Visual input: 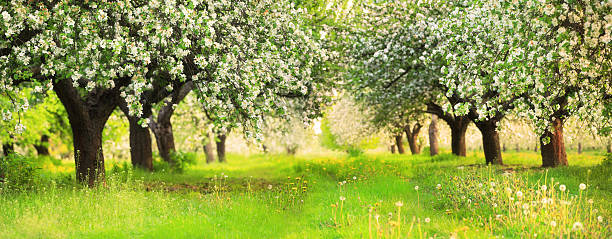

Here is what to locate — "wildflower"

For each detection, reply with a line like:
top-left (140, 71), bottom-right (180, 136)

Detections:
top-left (559, 185), bottom-right (566, 192)
top-left (339, 196), bottom-right (346, 201)
top-left (505, 187), bottom-right (512, 194)
top-left (478, 183), bottom-right (483, 187)
top-left (588, 199), bottom-right (593, 204)
top-left (353, 176), bottom-right (356, 180)
top-left (424, 217), bottom-right (430, 223)
top-left (522, 203), bottom-right (529, 210)
top-left (496, 215), bottom-right (502, 219)
top-left (492, 203), bottom-right (498, 208)
top-left (597, 216), bottom-right (603, 222)
top-left (550, 221), bottom-right (557, 227)
top-left (342, 181), bottom-right (347, 184)
top-left (414, 186), bottom-right (419, 191)
top-left (436, 184), bottom-right (442, 190)
top-left (572, 222), bottom-right (583, 231)
top-left (267, 185), bottom-right (273, 190)
top-left (516, 191), bottom-right (523, 198)
top-left (579, 183), bottom-right (586, 190)
top-left (395, 201), bottom-right (403, 207)
top-left (490, 182), bottom-right (496, 187)
top-left (541, 185), bottom-right (547, 191)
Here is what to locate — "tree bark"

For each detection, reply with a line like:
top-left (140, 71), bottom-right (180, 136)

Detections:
top-left (404, 123), bottom-right (422, 155)
top-left (428, 115), bottom-right (439, 156)
top-left (2, 142), bottom-right (14, 157)
top-left (127, 120), bottom-right (153, 170)
top-left (149, 82), bottom-right (194, 164)
top-left (540, 118), bottom-right (568, 167)
top-left (390, 144), bottom-right (396, 154)
top-left (577, 143), bottom-right (582, 154)
top-left (474, 120), bottom-right (503, 165)
top-left (34, 135), bottom-right (50, 156)
top-left (204, 132), bottom-right (216, 164)
top-left (502, 143), bottom-right (507, 152)
top-left (217, 134), bottom-right (227, 163)
top-left (394, 135), bottom-right (405, 154)
top-left (515, 144), bottom-right (520, 152)
top-left (607, 143), bottom-right (611, 153)
top-left (534, 142), bottom-right (538, 152)
top-left (449, 119), bottom-right (469, 156)
top-left (427, 102), bottom-right (469, 156)
top-left (54, 79), bottom-right (122, 186)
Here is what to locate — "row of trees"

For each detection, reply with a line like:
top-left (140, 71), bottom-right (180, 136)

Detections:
top-left (0, 0), bottom-right (334, 186)
top-left (346, 0), bottom-right (611, 166)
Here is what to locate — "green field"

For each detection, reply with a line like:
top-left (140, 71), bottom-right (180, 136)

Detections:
top-left (1, 151), bottom-right (610, 239)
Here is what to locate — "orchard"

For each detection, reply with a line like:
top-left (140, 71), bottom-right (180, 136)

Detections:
top-left (0, 0), bottom-right (610, 238)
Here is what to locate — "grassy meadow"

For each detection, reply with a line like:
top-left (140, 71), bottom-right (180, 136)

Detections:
top-left (1, 151), bottom-right (610, 238)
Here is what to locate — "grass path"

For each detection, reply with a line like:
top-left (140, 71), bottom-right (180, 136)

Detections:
top-left (1, 152), bottom-right (610, 238)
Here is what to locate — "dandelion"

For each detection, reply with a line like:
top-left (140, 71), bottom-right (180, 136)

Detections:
top-left (339, 196), bottom-right (346, 201)
top-left (495, 215), bottom-right (502, 219)
top-left (516, 191), bottom-right (523, 198)
top-left (550, 221), bottom-right (557, 227)
top-left (490, 182), bottom-right (496, 187)
top-left (414, 186), bottom-right (419, 191)
top-left (541, 185), bottom-right (547, 191)
top-left (267, 184), bottom-right (273, 190)
top-left (424, 217), bottom-right (430, 223)
top-left (436, 184), bottom-right (442, 190)
top-left (353, 176), bottom-right (357, 180)
top-left (571, 222), bottom-right (583, 231)
top-left (597, 216), bottom-right (603, 222)
top-left (559, 184), bottom-right (566, 192)
top-left (579, 183), bottom-right (586, 190)
top-left (343, 181), bottom-right (347, 184)
top-left (395, 201), bottom-right (403, 207)
top-left (492, 203), bottom-right (498, 208)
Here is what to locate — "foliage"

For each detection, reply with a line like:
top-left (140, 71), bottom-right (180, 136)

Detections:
top-left (0, 154), bottom-right (40, 191)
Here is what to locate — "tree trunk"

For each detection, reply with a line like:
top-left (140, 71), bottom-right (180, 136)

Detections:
top-left (540, 118), bottom-right (568, 167)
top-left (534, 142), bottom-right (538, 152)
top-left (607, 143), bottom-right (611, 153)
top-left (394, 135), bottom-right (405, 154)
top-left (474, 120), bottom-right (503, 165)
top-left (390, 144), bottom-right (396, 154)
top-left (54, 79), bottom-right (121, 186)
top-left (127, 120), bottom-right (153, 170)
top-left (217, 134), bottom-right (227, 163)
top-left (577, 143), bottom-right (582, 154)
top-left (152, 113), bottom-right (176, 164)
top-left (204, 132), bottom-right (216, 164)
top-left (2, 142), bottom-right (14, 156)
top-left (515, 144), bottom-right (520, 152)
top-left (428, 115), bottom-right (439, 156)
top-left (404, 123), bottom-right (422, 155)
top-left (34, 135), bottom-right (50, 156)
top-left (149, 82), bottom-right (193, 164)
top-left (449, 118), bottom-right (469, 156)
top-left (502, 143), bottom-right (507, 152)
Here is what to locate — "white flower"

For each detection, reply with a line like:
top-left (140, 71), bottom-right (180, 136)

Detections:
top-left (579, 183), bottom-right (586, 190)
top-left (353, 176), bottom-right (357, 180)
top-left (490, 182), bottom-right (496, 187)
top-left (597, 216), bottom-right (603, 222)
top-left (516, 191), bottom-right (523, 198)
top-left (267, 184), bottom-right (273, 190)
top-left (559, 185), bottom-right (566, 192)
top-left (540, 185), bottom-right (547, 191)
top-left (550, 221), bottom-right (557, 227)
top-left (14, 123), bottom-right (25, 134)
top-left (395, 201), bottom-right (403, 207)
top-left (436, 184), bottom-right (442, 190)
top-left (424, 217), bottom-right (430, 223)
top-left (572, 222), bottom-right (583, 231)
top-left (414, 186), bottom-right (419, 191)
top-left (339, 196), bottom-right (346, 201)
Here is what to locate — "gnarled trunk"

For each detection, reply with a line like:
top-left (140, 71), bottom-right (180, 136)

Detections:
top-left (34, 135), bottom-right (50, 156)
top-left (474, 120), bottom-right (503, 165)
top-left (217, 134), bottom-right (227, 162)
top-left (404, 123), bottom-right (422, 155)
top-left (428, 115), bottom-right (439, 156)
top-left (541, 118), bottom-right (568, 167)
top-left (394, 135), bottom-right (405, 154)
top-left (54, 79), bottom-right (121, 186)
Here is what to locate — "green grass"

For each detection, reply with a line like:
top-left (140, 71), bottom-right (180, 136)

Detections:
top-left (1, 151), bottom-right (610, 238)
